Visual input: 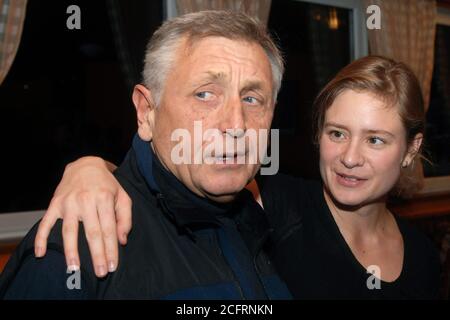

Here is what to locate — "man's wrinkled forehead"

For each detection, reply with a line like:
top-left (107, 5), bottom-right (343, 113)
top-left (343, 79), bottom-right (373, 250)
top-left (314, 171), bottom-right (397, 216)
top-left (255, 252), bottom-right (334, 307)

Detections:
top-left (196, 71), bottom-right (272, 103)
top-left (175, 36), bottom-right (274, 93)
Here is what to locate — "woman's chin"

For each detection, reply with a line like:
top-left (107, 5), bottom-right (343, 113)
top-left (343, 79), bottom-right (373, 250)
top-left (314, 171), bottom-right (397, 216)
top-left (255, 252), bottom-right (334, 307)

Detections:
top-left (327, 187), bottom-right (369, 209)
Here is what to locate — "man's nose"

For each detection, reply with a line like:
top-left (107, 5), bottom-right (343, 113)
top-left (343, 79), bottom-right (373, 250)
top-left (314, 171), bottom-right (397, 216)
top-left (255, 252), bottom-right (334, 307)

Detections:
top-left (218, 96), bottom-right (246, 137)
top-left (340, 140), bottom-right (365, 168)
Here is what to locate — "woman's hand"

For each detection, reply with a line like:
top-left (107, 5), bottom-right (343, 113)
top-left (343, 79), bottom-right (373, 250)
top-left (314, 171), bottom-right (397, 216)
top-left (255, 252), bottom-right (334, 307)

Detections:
top-left (34, 156), bottom-right (132, 277)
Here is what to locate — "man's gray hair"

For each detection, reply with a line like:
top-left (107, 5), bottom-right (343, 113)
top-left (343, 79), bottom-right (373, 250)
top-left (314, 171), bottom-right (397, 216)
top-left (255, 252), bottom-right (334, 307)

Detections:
top-left (142, 10), bottom-right (284, 106)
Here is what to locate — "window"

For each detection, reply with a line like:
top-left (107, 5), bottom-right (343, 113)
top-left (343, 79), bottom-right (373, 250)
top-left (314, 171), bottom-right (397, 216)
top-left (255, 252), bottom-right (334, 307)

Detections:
top-left (267, 0), bottom-right (366, 178)
top-left (424, 21), bottom-right (450, 177)
top-left (421, 6), bottom-right (450, 195)
top-left (0, 0), bottom-right (163, 214)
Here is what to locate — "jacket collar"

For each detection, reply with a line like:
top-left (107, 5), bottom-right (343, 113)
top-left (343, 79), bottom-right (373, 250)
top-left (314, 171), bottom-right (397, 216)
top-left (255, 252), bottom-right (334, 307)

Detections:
top-left (129, 134), bottom-right (274, 252)
top-left (132, 134), bottom-right (232, 231)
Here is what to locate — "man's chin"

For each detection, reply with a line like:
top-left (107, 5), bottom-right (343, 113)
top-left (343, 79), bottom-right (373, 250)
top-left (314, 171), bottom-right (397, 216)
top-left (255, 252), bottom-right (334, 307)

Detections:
top-left (201, 181), bottom-right (248, 203)
top-left (206, 193), bottom-right (239, 203)
top-left (192, 166), bottom-right (257, 203)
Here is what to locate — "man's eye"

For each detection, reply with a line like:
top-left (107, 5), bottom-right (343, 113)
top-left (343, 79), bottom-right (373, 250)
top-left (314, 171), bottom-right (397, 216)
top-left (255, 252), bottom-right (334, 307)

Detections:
top-left (243, 96), bottom-right (259, 104)
top-left (368, 137), bottom-right (385, 145)
top-left (195, 91), bottom-right (214, 100)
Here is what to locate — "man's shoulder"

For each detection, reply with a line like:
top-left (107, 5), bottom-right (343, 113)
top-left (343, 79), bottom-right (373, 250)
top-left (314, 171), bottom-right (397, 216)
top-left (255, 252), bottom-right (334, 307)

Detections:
top-left (2, 248), bottom-right (93, 299)
top-left (0, 219), bottom-right (98, 299)
top-left (113, 149), bottom-right (159, 211)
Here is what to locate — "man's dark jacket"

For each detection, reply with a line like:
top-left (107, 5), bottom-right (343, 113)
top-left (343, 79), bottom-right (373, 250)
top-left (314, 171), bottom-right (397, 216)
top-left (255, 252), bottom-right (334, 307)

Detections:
top-left (0, 135), bottom-right (292, 299)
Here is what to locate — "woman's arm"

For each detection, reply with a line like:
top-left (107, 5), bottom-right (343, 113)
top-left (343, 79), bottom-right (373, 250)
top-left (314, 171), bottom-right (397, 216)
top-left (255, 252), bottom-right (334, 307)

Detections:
top-left (34, 156), bottom-right (132, 277)
top-left (34, 157), bottom-right (263, 278)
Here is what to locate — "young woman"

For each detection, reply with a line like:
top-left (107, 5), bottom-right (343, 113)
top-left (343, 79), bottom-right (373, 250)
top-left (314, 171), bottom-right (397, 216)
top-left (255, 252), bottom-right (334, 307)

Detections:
top-left (31, 56), bottom-right (441, 299)
top-left (256, 56), bottom-right (440, 299)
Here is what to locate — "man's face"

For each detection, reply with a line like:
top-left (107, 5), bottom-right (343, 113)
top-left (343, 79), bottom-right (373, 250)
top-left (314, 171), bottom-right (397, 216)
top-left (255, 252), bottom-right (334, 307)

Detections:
top-left (145, 36), bottom-right (275, 202)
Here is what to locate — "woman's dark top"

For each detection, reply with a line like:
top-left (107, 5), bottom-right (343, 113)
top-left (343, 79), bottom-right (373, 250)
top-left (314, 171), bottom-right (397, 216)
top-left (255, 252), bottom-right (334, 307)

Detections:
top-left (258, 174), bottom-right (441, 299)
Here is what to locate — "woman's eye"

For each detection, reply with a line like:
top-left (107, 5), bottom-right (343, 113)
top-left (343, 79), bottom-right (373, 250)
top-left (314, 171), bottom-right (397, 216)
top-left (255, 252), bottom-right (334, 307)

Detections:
top-left (195, 91), bottom-right (214, 100)
top-left (329, 130), bottom-right (345, 140)
top-left (368, 137), bottom-right (385, 145)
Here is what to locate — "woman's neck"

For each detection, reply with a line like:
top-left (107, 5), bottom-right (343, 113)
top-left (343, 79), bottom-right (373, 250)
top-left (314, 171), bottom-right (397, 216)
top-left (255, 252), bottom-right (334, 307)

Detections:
top-left (322, 187), bottom-right (392, 239)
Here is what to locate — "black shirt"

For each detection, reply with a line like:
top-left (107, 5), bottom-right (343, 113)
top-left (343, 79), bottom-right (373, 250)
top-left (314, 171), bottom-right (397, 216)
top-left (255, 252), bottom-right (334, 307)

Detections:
top-left (258, 174), bottom-right (441, 300)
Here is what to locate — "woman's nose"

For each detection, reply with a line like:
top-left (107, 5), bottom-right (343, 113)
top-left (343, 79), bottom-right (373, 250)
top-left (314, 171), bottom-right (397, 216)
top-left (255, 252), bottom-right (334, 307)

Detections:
top-left (340, 140), bottom-right (365, 168)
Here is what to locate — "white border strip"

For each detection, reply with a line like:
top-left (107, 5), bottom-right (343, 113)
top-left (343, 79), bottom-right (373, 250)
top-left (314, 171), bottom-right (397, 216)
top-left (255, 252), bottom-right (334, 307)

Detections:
top-left (0, 210), bottom-right (44, 242)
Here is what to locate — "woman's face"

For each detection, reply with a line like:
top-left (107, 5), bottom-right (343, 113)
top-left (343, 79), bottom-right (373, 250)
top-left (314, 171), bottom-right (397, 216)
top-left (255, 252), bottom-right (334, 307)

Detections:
top-left (319, 89), bottom-right (416, 207)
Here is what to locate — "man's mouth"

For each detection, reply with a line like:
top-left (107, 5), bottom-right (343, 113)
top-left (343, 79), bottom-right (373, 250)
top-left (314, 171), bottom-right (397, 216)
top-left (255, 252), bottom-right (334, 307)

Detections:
top-left (216, 153), bottom-right (246, 163)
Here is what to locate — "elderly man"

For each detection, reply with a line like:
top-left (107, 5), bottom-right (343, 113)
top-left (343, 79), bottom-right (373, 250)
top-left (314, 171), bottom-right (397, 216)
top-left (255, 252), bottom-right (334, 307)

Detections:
top-left (0, 10), bottom-right (291, 299)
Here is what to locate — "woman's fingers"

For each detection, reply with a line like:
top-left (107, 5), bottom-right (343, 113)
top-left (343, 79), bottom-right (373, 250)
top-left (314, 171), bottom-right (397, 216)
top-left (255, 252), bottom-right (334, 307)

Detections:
top-left (34, 198), bottom-right (61, 257)
top-left (62, 209), bottom-right (80, 271)
top-left (115, 190), bottom-right (132, 245)
top-left (81, 197), bottom-right (108, 278)
top-left (96, 191), bottom-right (119, 272)
top-left (34, 156), bottom-right (130, 278)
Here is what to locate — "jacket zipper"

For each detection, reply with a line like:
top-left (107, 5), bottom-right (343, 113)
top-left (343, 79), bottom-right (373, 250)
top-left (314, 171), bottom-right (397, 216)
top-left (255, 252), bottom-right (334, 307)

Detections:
top-left (253, 231), bottom-right (271, 300)
top-left (214, 229), bottom-right (246, 300)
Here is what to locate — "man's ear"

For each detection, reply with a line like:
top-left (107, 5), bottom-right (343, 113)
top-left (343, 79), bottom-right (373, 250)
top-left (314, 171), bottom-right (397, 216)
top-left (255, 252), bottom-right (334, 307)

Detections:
top-left (402, 133), bottom-right (423, 167)
top-left (132, 84), bottom-right (156, 142)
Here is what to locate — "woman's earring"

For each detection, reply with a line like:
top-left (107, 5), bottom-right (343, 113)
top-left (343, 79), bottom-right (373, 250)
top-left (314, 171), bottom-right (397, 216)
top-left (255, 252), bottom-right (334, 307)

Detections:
top-left (402, 161), bottom-right (409, 168)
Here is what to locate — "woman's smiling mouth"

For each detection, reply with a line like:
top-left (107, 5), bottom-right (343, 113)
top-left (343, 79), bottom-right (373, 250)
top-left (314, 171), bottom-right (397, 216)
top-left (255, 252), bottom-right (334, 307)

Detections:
top-left (335, 171), bottom-right (368, 187)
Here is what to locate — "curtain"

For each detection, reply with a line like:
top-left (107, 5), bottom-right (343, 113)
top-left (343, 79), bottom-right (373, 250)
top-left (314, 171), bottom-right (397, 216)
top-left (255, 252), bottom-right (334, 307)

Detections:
top-left (365, 0), bottom-right (436, 109)
top-left (176, 0), bottom-right (272, 26)
top-left (0, 0), bottom-right (27, 85)
top-left (364, 0), bottom-right (437, 196)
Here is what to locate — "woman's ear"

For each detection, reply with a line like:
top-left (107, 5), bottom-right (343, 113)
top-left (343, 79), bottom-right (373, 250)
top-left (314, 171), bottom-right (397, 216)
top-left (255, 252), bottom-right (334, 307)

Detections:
top-left (402, 133), bottom-right (423, 168)
top-left (132, 84), bottom-right (156, 142)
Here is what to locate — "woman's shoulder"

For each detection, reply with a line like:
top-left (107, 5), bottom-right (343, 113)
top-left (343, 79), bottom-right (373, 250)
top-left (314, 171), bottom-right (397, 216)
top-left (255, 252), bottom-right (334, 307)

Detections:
top-left (396, 217), bottom-right (441, 298)
top-left (397, 218), bottom-right (439, 259)
top-left (256, 173), bottom-right (323, 234)
top-left (256, 173), bottom-right (322, 200)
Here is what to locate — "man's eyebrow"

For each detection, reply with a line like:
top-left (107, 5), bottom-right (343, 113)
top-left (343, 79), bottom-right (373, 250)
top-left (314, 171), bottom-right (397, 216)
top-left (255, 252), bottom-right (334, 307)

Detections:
top-left (324, 122), bottom-right (395, 137)
top-left (190, 71), bottom-right (227, 88)
top-left (202, 71), bottom-right (228, 82)
top-left (240, 80), bottom-right (265, 94)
